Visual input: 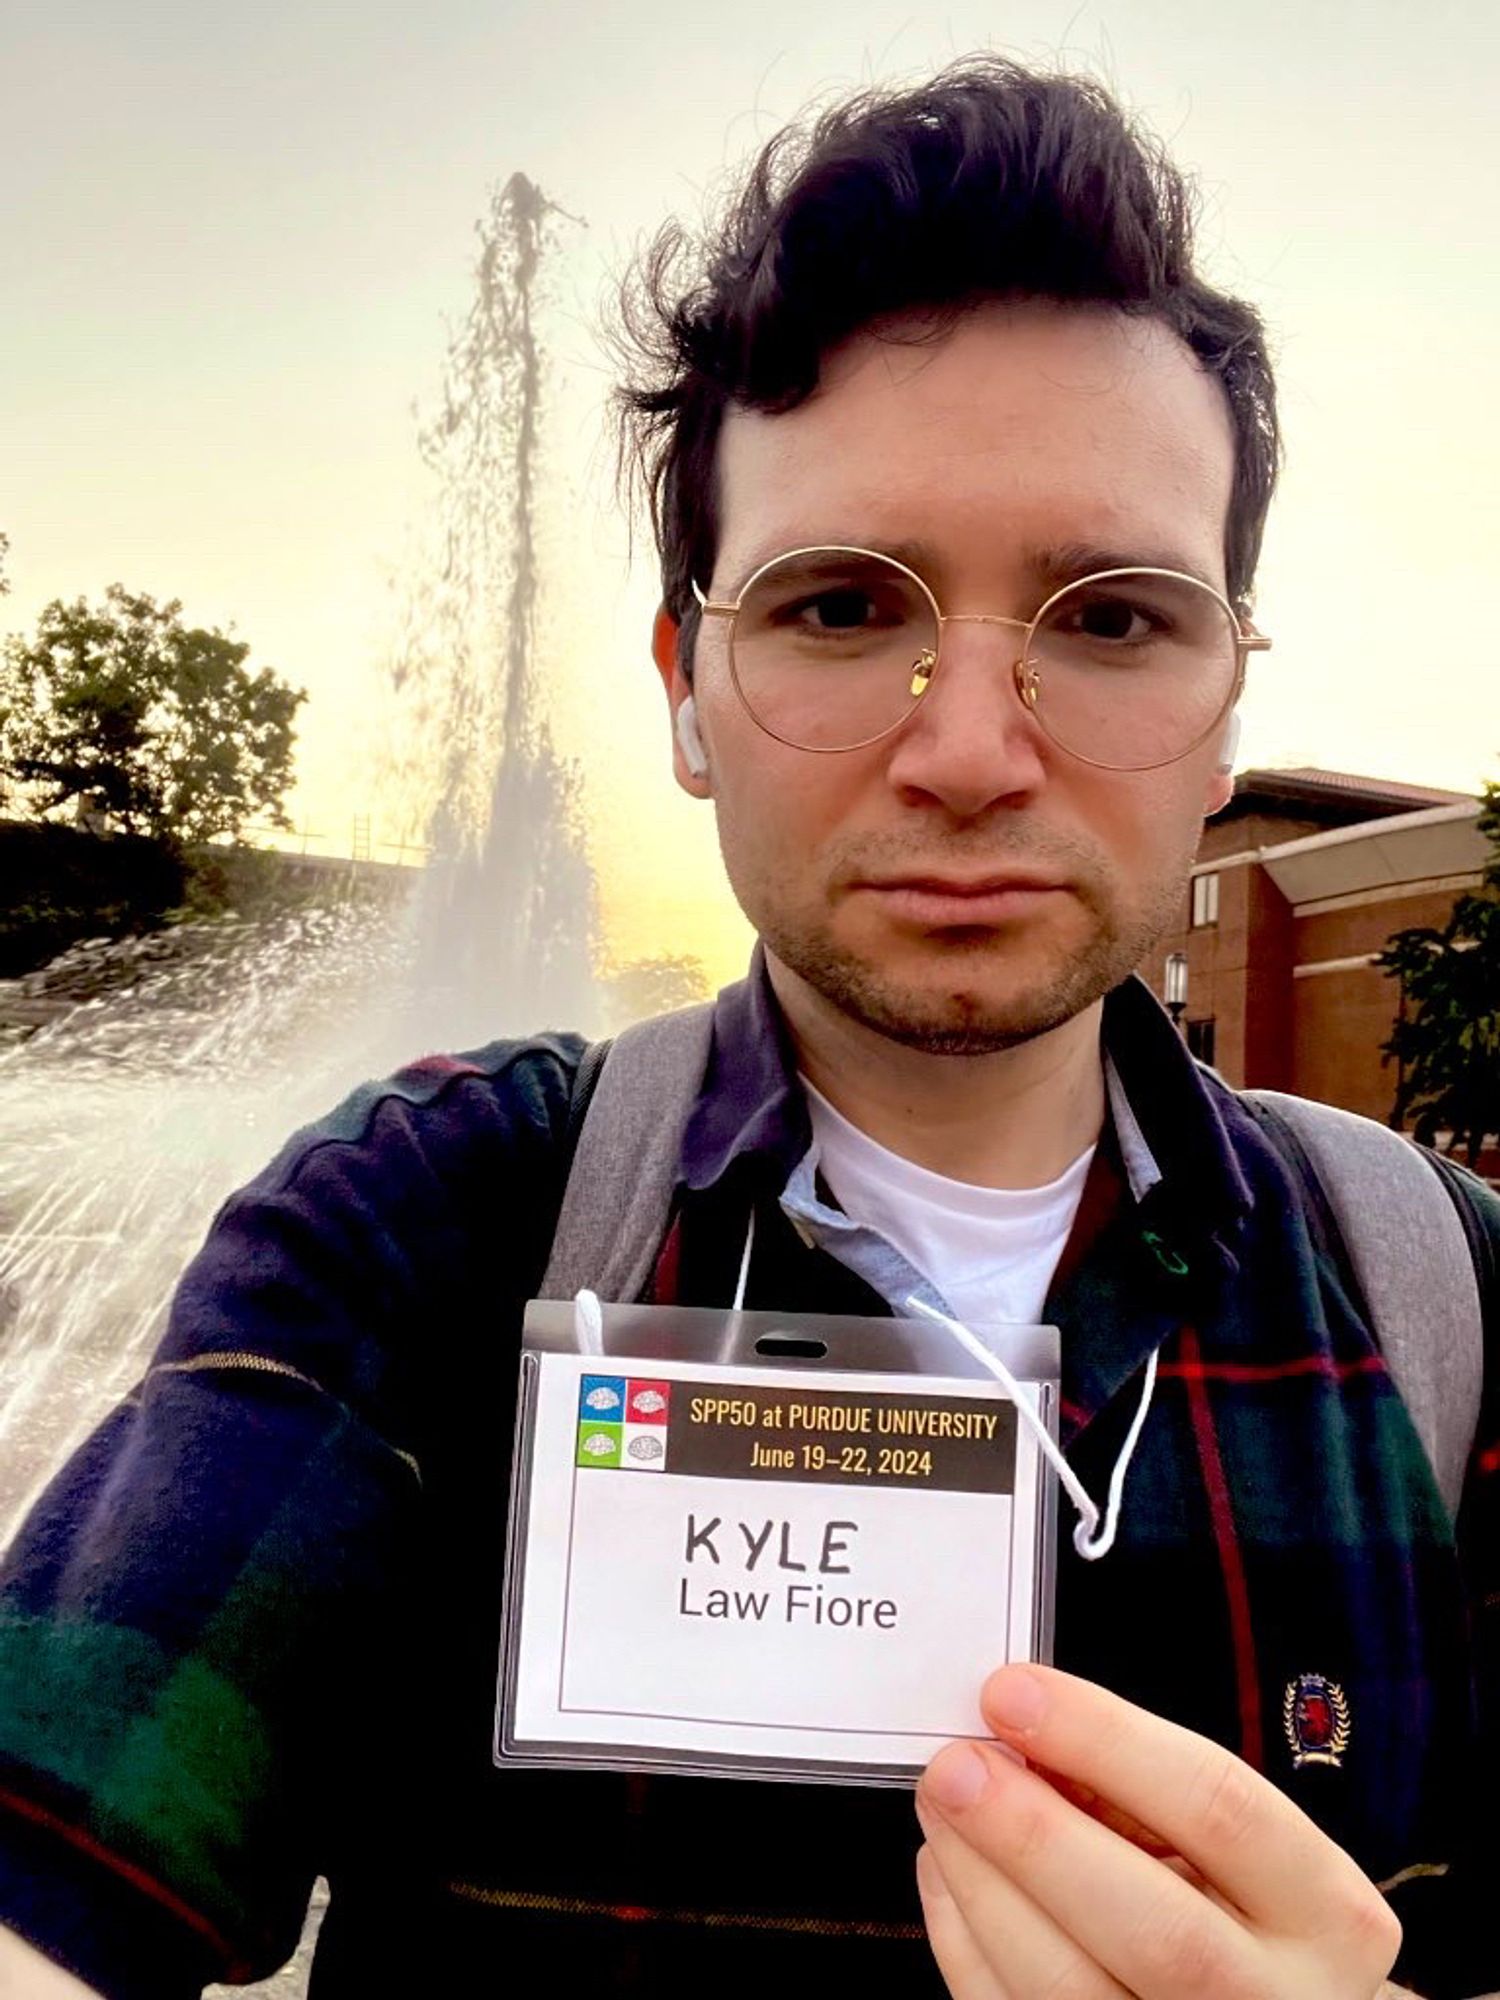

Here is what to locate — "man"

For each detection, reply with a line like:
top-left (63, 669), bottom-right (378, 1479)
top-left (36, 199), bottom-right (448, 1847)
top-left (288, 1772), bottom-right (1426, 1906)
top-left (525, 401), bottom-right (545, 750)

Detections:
top-left (1, 59), bottom-right (1496, 2000)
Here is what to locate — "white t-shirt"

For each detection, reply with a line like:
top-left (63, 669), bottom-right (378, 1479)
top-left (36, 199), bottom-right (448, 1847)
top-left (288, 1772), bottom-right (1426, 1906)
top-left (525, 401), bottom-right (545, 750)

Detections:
top-left (802, 1077), bottom-right (1095, 1328)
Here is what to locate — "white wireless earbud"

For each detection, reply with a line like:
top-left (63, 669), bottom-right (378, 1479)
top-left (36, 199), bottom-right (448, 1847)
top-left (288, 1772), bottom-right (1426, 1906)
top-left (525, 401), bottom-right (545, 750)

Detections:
top-left (1217, 711), bottom-right (1242, 774)
top-left (676, 695), bottom-right (709, 778)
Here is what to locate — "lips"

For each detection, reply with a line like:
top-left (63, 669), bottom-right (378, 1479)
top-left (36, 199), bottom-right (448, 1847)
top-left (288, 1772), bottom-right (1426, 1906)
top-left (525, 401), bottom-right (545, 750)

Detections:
top-left (867, 873), bottom-right (1065, 896)
top-left (857, 873), bottom-right (1068, 926)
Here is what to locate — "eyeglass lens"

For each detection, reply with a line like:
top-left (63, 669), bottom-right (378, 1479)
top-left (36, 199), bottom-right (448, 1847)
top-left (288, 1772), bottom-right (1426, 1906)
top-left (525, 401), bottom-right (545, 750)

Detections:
top-left (728, 550), bottom-right (1240, 767)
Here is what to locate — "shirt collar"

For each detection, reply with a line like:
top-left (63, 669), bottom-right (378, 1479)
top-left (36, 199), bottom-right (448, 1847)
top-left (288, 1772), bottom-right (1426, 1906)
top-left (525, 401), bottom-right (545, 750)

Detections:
top-left (679, 946), bottom-right (1252, 1244)
top-left (679, 944), bottom-right (812, 1194)
top-left (1099, 973), bottom-right (1254, 1241)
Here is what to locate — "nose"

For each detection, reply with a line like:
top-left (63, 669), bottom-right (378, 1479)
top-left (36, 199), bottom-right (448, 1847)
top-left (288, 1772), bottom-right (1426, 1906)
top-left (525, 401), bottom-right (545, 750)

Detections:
top-left (883, 616), bottom-right (1050, 816)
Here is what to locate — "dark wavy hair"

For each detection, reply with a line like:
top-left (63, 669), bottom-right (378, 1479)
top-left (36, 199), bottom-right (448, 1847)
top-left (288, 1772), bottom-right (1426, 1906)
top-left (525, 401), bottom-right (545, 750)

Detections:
top-left (616, 60), bottom-right (1279, 666)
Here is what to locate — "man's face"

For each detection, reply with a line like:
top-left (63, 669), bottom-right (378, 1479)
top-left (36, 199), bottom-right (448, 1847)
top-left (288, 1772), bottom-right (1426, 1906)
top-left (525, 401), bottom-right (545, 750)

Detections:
top-left (657, 302), bottom-right (1238, 1053)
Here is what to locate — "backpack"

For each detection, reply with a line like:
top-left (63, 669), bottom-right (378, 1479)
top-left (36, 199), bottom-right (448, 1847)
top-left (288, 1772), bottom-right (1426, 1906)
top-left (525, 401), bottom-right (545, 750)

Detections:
top-left (539, 1005), bottom-right (1490, 1519)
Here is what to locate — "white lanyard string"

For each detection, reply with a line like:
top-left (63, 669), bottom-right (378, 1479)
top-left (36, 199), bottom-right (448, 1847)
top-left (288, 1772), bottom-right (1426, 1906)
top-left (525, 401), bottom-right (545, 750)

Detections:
top-left (571, 1210), bottom-right (757, 1356)
top-left (574, 1286), bottom-right (605, 1354)
top-left (906, 1295), bottom-right (1158, 1562)
top-left (732, 1207), bottom-right (757, 1311)
top-left (573, 1207), bottom-right (1158, 1563)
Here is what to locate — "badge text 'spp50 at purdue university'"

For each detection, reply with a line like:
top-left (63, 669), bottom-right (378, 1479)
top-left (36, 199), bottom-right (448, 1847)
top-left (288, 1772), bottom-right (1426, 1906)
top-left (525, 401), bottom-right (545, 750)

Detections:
top-left (496, 1308), bottom-right (1057, 1786)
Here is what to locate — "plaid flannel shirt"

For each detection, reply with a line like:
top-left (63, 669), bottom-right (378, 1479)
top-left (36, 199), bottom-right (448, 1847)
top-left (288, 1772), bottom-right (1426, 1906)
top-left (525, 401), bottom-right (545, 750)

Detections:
top-left (1, 961), bottom-right (1497, 1997)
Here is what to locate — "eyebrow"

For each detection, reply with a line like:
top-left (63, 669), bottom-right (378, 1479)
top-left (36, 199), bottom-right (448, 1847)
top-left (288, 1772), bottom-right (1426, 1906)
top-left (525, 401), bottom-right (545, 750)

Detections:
top-left (1030, 540), bottom-right (1219, 592)
top-left (726, 535), bottom-right (1219, 597)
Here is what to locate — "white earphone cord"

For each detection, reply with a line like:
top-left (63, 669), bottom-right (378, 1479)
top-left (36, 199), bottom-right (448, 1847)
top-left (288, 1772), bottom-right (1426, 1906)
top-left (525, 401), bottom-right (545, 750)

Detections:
top-left (906, 1296), bottom-right (1158, 1562)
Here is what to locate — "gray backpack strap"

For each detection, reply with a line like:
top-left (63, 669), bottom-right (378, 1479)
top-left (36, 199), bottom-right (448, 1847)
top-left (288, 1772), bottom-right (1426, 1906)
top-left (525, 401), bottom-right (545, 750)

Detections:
top-left (538, 1003), bottom-right (715, 1303)
top-left (1242, 1090), bottom-right (1483, 1516)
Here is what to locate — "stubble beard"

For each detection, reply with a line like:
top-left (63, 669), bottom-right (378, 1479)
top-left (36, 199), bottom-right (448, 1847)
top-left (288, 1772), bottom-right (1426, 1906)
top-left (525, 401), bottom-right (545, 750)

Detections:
top-left (744, 844), bottom-right (1193, 1057)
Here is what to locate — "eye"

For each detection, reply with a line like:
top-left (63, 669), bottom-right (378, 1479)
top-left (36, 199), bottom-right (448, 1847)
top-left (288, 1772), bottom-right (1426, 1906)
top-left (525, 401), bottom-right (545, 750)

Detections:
top-left (1061, 593), bottom-right (1160, 643)
top-left (800, 587), bottom-right (878, 631)
top-left (736, 553), bottom-right (934, 661)
top-left (780, 584), bottom-right (911, 634)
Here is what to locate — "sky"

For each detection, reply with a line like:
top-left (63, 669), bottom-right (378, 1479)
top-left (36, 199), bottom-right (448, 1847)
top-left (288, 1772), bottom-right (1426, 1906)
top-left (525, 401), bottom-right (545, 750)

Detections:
top-left (4, 0), bottom-right (1498, 990)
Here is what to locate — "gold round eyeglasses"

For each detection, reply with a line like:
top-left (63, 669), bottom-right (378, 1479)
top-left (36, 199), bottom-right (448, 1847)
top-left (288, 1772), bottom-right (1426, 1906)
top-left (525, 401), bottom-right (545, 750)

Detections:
top-left (692, 545), bottom-right (1270, 772)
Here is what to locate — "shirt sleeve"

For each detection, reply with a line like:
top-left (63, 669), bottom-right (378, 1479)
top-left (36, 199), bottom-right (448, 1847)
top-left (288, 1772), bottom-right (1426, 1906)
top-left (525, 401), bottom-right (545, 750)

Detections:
top-left (0, 1040), bottom-right (576, 1995)
top-left (1411, 1167), bottom-right (1500, 1999)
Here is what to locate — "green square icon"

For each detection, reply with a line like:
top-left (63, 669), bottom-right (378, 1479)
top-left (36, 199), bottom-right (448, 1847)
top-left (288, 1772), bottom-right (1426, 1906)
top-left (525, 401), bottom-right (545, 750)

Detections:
top-left (576, 1421), bottom-right (622, 1469)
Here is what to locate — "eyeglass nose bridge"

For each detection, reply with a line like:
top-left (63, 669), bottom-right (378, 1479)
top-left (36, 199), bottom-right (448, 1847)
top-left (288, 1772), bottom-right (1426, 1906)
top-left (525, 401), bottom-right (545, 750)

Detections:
top-left (909, 610), bottom-right (1042, 710)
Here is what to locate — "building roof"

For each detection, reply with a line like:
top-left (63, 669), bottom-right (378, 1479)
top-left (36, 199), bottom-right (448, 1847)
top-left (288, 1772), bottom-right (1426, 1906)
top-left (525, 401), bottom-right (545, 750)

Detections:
top-left (1247, 767), bottom-right (1471, 808)
top-left (1218, 767), bottom-right (1473, 834)
top-left (1199, 800), bottom-right (1488, 908)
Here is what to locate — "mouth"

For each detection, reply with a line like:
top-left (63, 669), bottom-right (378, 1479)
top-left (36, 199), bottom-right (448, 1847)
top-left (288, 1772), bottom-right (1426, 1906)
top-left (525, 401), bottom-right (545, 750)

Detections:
top-left (855, 874), bottom-right (1070, 927)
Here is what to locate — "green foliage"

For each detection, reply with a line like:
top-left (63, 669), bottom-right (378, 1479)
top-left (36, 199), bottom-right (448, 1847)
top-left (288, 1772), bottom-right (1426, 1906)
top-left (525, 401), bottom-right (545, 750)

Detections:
top-left (0, 821), bottom-right (185, 977)
top-left (0, 586), bottom-right (305, 849)
top-left (1378, 782), bottom-right (1500, 1165)
top-left (601, 954), bottom-right (710, 1030)
top-left (172, 844), bottom-right (349, 923)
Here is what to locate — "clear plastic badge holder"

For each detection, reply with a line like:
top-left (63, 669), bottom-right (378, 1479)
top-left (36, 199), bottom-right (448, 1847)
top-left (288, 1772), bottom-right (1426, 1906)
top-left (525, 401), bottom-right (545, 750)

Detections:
top-left (495, 1300), bottom-right (1061, 1788)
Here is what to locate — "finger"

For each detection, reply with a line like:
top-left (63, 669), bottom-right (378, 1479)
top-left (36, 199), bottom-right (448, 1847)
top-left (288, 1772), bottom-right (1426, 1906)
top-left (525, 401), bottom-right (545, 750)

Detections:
top-left (1046, 1770), bottom-right (1177, 1857)
top-left (976, 1664), bottom-right (1375, 1935)
top-left (916, 1842), bottom-right (1011, 2000)
top-left (918, 1808), bottom-right (1130, 2000)
top-left (920, 1738), bottom-right (1257, 1999)
top-left (1044, 1774), bottom-right (1226, 1903)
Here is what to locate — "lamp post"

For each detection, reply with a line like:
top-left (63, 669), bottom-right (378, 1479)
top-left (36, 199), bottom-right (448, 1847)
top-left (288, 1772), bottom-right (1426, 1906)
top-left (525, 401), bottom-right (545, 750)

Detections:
top-left (1164, 951), bottom-right (1189, 1034)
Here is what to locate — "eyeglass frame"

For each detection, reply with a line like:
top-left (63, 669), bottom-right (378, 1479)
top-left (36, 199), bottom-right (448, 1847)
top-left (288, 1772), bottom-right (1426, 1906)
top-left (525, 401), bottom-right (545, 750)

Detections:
top-left (690, 544), bottom-right (1271, 770)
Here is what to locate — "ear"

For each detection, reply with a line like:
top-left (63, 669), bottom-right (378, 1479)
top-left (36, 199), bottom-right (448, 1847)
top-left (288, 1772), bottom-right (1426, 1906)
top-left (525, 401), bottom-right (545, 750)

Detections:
top-left (653, 604), bottom-right (712, 799)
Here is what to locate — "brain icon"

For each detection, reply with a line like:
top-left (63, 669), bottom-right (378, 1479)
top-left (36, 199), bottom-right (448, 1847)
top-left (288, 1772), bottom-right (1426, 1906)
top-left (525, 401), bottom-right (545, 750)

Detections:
top-left (582, 1433), bottom-right (615, 1456)
top-left (632, 1390), bottom-right (666, 1415)
top-left (628, 1436), bottom-right (664, 1462)
top-left (584, 1387), bottom-right (620, 1412)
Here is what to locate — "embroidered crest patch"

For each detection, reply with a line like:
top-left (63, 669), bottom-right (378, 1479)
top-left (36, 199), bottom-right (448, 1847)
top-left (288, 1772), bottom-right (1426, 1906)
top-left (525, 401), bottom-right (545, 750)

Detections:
top-left (1282, 1673), bottom-right (1351, 1769)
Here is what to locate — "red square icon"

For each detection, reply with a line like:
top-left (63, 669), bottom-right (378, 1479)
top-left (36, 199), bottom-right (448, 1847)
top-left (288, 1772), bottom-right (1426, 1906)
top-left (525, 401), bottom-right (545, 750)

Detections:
top-left (625, 1379), bottom-right (670, 1424)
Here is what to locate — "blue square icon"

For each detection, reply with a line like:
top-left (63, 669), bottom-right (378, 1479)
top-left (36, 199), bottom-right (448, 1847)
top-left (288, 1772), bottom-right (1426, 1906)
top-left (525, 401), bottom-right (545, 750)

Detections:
top-left (578, 1374), bottom-right (626, 1421)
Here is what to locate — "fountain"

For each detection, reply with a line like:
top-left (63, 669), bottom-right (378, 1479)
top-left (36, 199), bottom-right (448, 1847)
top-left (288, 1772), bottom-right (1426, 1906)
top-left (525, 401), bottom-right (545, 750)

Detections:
top-left (386, 173), bottom-right (600, 1056)
top-left (0, 172), bottom-right (602, 1552)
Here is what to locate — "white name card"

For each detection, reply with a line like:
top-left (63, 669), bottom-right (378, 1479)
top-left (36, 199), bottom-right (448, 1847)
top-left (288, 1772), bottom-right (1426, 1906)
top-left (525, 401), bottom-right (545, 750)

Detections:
top-left (497, 1348), bottom-right (1054, 1783)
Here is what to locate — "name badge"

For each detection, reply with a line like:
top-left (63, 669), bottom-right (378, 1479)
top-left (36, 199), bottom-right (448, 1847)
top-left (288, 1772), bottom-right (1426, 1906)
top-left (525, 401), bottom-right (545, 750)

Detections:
top-left (496, 1303), bottom-right (1058, 1785)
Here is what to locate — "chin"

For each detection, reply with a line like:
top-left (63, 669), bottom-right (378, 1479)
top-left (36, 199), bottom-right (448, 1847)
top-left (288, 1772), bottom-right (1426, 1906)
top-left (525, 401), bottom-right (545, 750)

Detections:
top-left (772, 925), bottom-right (1124, 1054)
top-left (845, 984), bottom-right (1092, 1055)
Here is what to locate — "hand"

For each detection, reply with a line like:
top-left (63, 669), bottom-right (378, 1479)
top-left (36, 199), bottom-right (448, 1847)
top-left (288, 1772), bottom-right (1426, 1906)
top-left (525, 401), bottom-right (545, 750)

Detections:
top-left (0, 1924), bottom-right (105, 1997)
top-left (915, 1664), bottom-right (1402, 1998)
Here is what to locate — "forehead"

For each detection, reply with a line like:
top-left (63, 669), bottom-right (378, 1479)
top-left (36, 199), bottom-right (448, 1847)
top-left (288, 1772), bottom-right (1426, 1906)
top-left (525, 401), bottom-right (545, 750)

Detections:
top-left (715, 302), bottom-right (1236, 591)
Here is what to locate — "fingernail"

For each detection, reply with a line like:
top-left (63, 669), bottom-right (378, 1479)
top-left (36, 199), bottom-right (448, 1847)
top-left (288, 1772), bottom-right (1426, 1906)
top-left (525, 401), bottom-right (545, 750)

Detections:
top-left (984, 1666), bottom-right (1048, 1736)
top-left (923, 1742), bottom-right (990, 1812)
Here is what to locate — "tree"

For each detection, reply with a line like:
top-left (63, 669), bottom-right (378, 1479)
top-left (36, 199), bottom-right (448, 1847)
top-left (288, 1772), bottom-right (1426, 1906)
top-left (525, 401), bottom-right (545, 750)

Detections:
top-left (601, 954), bottom-right (710, 1030)
top-left (0, 586), bottom-right (305, 848)
top-left (1378, 781), bottom-right (1500, 1166)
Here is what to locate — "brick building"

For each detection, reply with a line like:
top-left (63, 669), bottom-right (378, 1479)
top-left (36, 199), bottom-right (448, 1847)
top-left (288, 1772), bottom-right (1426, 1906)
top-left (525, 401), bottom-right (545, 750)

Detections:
top-left (1149, 769), bottom-right (1487, 1125)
